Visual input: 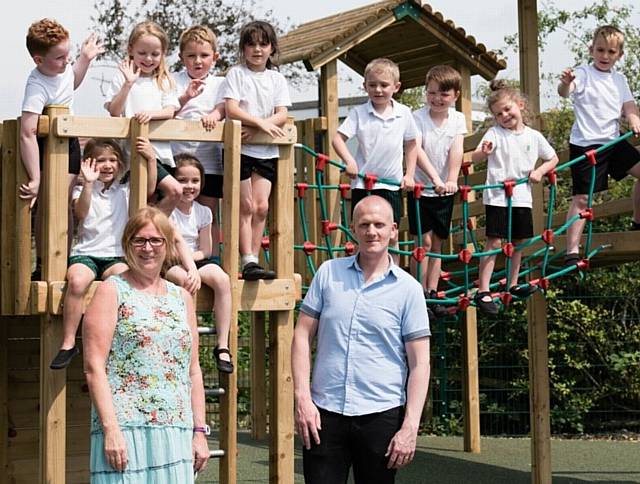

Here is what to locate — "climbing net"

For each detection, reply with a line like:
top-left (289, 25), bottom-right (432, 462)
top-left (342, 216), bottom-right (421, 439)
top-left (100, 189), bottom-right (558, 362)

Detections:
top-left (291, 131), bottom-right (635, 315)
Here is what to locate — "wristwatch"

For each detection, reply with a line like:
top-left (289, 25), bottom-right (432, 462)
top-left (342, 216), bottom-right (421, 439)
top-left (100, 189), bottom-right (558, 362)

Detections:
top-left (193, 425), bottom-right (211, 435)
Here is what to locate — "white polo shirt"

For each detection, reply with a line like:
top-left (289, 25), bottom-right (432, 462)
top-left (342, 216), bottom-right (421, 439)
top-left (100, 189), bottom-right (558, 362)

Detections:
top-left (171, 70), bottom-right (224, 175)
top-left (169, 201), bottom-right (212, 253)
top-left (479, 126), bottom-right (556, 208)
top-left (70, 180), bottom-right (130, 257)
top-left (220, 64), bottom-right (291, 159)
top-left (338, 100), bottom-right (418, 191)
top-left (412, 107), bottom-right (467, 196)
top-left (105, 72), bottom-right (180, 166)
top-left (22, 64), bottom-right (74, 114)
top-left (569, 64), bottom-right (634, 146)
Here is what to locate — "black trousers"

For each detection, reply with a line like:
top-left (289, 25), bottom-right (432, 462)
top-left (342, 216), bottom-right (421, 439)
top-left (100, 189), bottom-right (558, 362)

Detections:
top-left (302, 406), bottom-right (404, 484)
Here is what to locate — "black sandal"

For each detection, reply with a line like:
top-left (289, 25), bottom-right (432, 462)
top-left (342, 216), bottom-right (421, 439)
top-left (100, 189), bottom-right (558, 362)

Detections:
top-left (564, 254), bottom-right (580, 267)
top-left (213, 346), bottom-right (234, 374)
top-left (473, 291), bottom-right (499, 315)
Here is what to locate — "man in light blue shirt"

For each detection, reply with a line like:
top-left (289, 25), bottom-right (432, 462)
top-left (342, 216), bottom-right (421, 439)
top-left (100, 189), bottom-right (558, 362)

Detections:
top-left (292, 195), bottom-right (430, 484)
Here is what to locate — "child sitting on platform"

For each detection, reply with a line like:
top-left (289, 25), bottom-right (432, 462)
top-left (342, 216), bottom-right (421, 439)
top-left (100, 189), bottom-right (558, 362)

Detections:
top-left (166, 154), bottom-right (233, 373)
top-left (171, 25), bottom-right (226, 261)
top-left (332, 58), bottom-right (418, 228)
top-left (50, 138), bottom-right (157, 369)
top-left (471, 80), bottom-right (558, 315)
top-left (410, 65), bottom-right (465, 318)
top-left (558, 25), bottom-right (640, 265)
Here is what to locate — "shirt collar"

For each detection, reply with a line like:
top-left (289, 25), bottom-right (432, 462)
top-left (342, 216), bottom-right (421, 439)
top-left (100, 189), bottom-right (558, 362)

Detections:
top-left (366, 99), bottom-right (401, 119)
top-left (349, 253), bottom-right (400, 280)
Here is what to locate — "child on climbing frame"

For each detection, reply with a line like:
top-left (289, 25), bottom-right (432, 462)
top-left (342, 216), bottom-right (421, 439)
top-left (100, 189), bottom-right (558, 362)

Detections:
top-left (332, 58), bottom-right (418, 261)
top-left (471, 80), bottom-right (558, 315)
top-left (171, 25), bottom-right (226, 261)
top-left (409, 65), bottom-right (466, 318)
top-left (558, 25), bottom-right (640, 266)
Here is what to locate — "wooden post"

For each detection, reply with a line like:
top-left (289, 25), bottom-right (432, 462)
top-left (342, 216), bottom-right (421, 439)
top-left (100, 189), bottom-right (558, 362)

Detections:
top-left (0, 321), bottom-right (7, 483)
top-left (303, 118), bottom-right (319, 278)
top-left (320, 60), bottom-right (342, 250)
top-left (457, 64), bottom-right (481, 453)
top-left (15, 118), bottom-right (32, 314)
top-left (519, 1), bottom-right (552, 483)
top-left (268, 120), bottom-right (296, 484)
top-left (250, 312), bottom-right (267, 440)
top-left (219, 120), bottom-right (242, 484)
top-left (1, 121), bottom-right (18, 315)
top-left (128, 119), bottom-right (149, 216)
top-left (39, 105), bottom-right (69, 484)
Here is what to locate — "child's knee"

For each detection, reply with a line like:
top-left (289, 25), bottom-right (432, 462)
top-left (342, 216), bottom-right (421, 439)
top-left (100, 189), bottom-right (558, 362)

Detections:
top-left (571, 194), bottom-right (588, 208)
top-left (253, 199), bottom-right (269, 219)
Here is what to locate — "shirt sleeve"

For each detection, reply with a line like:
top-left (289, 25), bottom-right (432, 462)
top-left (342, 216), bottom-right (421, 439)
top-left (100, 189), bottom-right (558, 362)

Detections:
top-left (534, 130), bottom-right (556, 161)
top-left (401, 277), bottom-right (430, 341)
top-left (571, 65), bottom-right (587, 97)
top-left (617, 73), bottom-right (634, 104)
top-left (71, 183), bottom-right (83, 201)
top-left (337, 107), bottom-right (359, 139)
top-left (478, 126), bottom-right (497, 149)
top-left (273, 72), bottom-right (291, 108)
top-left (299, 261), bottom-right (328, 320)
top-left (220, 66), bottom-right (242, 101)
top-left (21, 79), bottom-right (47, 114)
top-left (104, 71), bottom-right (125, 106)
top-left (455, 111), bottom-right (468, 136)
top-left (161, 79), bottom-right (180, 110)
top-left (198, 204), bottom-right (213, 230)
top-left (403, 108), bottom-right (419, 140)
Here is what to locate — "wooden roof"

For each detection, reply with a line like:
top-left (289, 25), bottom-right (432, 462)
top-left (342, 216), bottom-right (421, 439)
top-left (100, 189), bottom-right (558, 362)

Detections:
top-left (279, 0), bottom-right (506, 87)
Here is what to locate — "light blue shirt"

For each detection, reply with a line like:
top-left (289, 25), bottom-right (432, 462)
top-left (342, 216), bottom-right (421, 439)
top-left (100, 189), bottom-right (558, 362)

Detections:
top-left (300, 255), bottom-right (430, 416)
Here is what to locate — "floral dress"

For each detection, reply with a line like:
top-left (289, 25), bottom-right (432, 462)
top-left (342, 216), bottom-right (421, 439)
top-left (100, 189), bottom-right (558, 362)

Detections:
top-left (90, 274), bottom-right (194, 483)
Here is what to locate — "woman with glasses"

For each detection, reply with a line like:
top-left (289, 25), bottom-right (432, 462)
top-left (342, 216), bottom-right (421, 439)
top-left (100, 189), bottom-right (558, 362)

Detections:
top-left (83, 206), bottom-right (209, 483)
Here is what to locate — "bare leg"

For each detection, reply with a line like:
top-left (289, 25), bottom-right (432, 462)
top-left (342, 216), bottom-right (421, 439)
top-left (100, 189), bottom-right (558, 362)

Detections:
top-left (60, 264), bottom-right (96, 349)
top-left (508, 239), bottom-right (525, 288)
top-left (200, 264), bottom-right (231, 362)
top-left (477, 237), bottom-right (502, 295)
top-left (239, 178), bottom-right (253, 259)
top-left (426, 233), bottom-right (443, 293)
top-left (155, 175), bottom-right (182, 216)
top-left (565, 194), bottom-right (588, 256)
top-left (250, 174), bottom-right (272, 257)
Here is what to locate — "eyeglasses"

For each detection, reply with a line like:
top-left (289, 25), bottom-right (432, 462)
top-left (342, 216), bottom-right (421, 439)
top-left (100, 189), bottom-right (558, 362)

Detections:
top-left (130, 237), bottom-right (166, 248)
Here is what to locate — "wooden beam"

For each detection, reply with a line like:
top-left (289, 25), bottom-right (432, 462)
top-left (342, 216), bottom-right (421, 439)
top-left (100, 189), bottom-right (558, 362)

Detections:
top-left (1, 121), bottom-right (17, 315)
top-left (54, 115), bottom-right (130, 139)
top-left (128, 120), bottom-right (149, 216)
top-left (250, 312), bottom-right (267, 440)
top-left (269, 122), bottom-right (296, 484)
top-left (15, 118), bottom-right (32, 315)
top-left (303, 118), bottom-right (320, 283)
top-left (219, 120), bottom-right (241, 484)
top-left (39, 105), bottom-right (69, 484)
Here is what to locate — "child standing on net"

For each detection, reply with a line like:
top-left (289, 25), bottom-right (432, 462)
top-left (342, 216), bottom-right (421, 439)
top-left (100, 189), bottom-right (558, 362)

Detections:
top-left (221, 20), bottom-right (291, 280)
top-left (410, 65), bottom-right (466, 318)
top-left (104, 20), bottom-right (182, 214)
top-left (471, 80), bottom-right (558, 315)
top-left (171, 25), bottom-right (226, 260)
top-left (558, 25), bottom-right (640, 265)
top-left (50, 138), bottom-right (157, 369)
top-left (167, 154), bottom-right (233, 373)
top-left (333, 58), bottom-right (418, 230)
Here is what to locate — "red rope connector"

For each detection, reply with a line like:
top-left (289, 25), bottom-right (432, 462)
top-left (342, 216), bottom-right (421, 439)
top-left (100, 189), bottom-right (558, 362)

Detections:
top-left (457, 295), bottom-right (471, 311)
top-left (261, 236), bottom-right (270, 250)
top-left (542, 229), bottom-right (554, 245)
top-left (339, 183), bottom-right (350, 199)
top-left (302, 241), bottom-right (316, 255)
top-left (440, 271), bottom-right (451, 282)
top-left (364, 173), bottom-right (378, 191)
top-left (413, 183), bottom-right (424, 198)
top-left (459, 185), bottom-right (472, 202)
top-left (579, 208), bottom-right (594, 221)
top-left (502, 242), bottom-right (514, 257)
top-left (537, 277), bottom-right (551, 291)
top-left (321, 220), bottom-right (338, 235)
top-left (467, 218), bottom-right (475, 231)
top-left (547, 169), bottom-right (557, 185)
top-left (501, 292), bottom-right (513, 307)
top-left (461, 161), bottom-right (472, 176)
top-left (344, 241), bottom-right (356, 256)
top-left (296, 183), bottom-right (308, 198)
top-left (503, 179), bottom-right (516, 198)
top-left (316, 153), bottom-right (329, 171)
top-left (577, 258), bottom-right (590, 271)
top-left (412, 246), bottom-right (426, 262)
top-left (585, 149), bottom-right (598, 166)
top-left (458, 248), bottom-right (472, 264)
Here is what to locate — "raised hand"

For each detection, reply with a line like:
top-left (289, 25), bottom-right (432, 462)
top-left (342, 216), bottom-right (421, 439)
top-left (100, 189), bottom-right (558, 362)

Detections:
top-left (559, 68), bottom-right (575, 86)
top-left (185, 78), bottom-right (205, 100)
top-left (135, 137), bottom-right (156, 162)
top-left (481, 140), bottom-right (494, 155)
top-left (80, 158), bottom-right (100, 183)
top-left (119, 59), bottom-right (140, 86)
top-left (80, 33), bottom-right (105, 62)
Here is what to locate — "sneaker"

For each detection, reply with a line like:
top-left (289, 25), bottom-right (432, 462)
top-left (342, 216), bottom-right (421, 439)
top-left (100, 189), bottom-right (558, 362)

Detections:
top-left (242, 262), bottom-right (276, 280)
top-left (473, 292), bottom-right (499, 315)
top-left (509, 284), bottom-right (537, 298)
top-left (50, 347), bottom-right (80, 370)
top-left (563, 254), bottom-right (580, 267)
top-left (428, 290), bottom-right (450, 318)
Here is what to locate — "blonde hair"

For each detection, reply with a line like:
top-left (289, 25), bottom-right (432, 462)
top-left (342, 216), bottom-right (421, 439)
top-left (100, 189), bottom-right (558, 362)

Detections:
top-left (364, 58), bottom-right (400, 83)
top-left (127, 21), bottom-right (174, 91)
top-left (592, 25), bottom-right (624, 51)
top-left (179, 25), bottom-right (218, 53)
top-left (426, 65), bottom-right (462, 93)
top-left (122, 207), bottom-right (178, 274)
top-left (83, 138), bottom-right (126, 182)
top-left (487, 79), bottom-right (531, 125)
top-left (26, 18), bottom-right (68, 56)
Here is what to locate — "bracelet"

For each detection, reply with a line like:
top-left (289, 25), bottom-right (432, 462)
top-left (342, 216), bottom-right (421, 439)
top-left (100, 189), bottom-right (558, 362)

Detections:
top-left (193, 425), bottom-right (211, 435)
